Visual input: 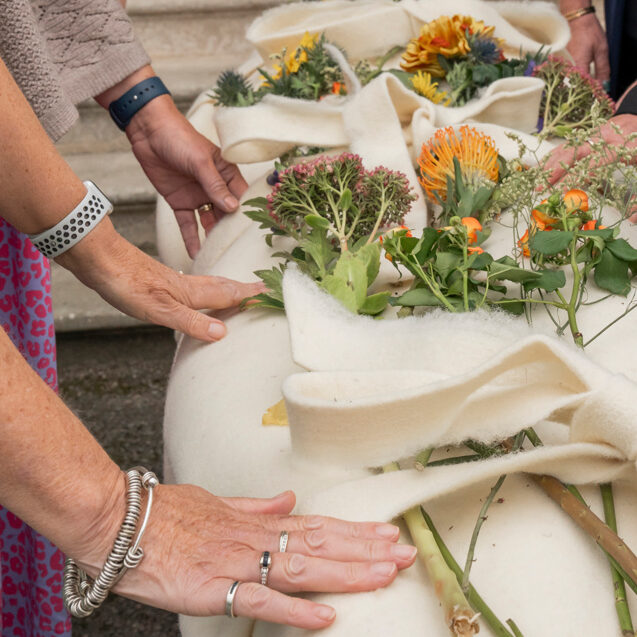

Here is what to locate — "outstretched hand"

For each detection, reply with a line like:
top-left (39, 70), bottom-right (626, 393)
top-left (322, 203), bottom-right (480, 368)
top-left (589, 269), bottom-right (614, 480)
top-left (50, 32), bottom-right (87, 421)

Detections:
top-left (56, 217), bottom-right (262, 341)
top-left (83, 485), bottom-right (416, 629)
top-left (127, 96), bottom-right (248, 258)
top-left (543, 114), bottom-right (637, 185)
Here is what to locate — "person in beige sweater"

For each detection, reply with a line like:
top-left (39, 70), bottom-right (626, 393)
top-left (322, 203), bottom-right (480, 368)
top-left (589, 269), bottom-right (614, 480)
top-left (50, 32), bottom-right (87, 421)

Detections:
top-left (0, 1), bottom-right (416, 634)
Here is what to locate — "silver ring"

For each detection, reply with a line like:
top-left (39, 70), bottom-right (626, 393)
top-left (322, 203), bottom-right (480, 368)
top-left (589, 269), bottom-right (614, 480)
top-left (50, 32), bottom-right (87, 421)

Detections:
top-left (279, 531), bottom-right (289, 553)
top-left (260, 551), bottom-right (272, 586)
top-left (225, 581), bottom-right (241, 618)
top-left (194, 202), bottom-right (214, 214)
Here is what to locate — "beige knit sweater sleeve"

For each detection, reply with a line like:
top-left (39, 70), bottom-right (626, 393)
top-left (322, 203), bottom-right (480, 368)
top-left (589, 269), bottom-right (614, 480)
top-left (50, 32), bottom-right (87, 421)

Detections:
top-left (1, 0), bottom-right (150, 141)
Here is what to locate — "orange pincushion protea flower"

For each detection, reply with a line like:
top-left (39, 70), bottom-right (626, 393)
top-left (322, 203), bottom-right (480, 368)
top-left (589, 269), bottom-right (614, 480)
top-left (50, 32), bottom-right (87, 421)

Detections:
top-left (418, 126), bottom-right (499, 203)
top-left (402, 15), bottom-right (495, 76)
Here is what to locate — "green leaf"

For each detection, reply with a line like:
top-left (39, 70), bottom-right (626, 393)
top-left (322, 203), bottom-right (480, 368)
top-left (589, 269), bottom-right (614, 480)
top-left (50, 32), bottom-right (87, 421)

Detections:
top-left (355, 243), bottom-right (382, 286)
top-left (304, 214), bottom-right (330, 230)
top-left (435, 251), bottom-right (462, 282)
top-left (244, 207), bottom-right (278, 230)
top-left (466, 251), bottom-right (493, 270)
top-left (387, 69), bottom-right (416, 90)
top-left (254, 267), bottom-right (284, 302)
top-left (390, 287), bottom-right (447, 307)
top-left (498, 300), bottom-right (525, 315)
top-left (523, 269), bottom-right (566, 292)
top-left (594, 249), bottom-right (631, 295)
top-left (338, 188), bottom-right (353, 212)
top-left (333, 252), bottom-right (369, 309)
top-left (579, 228), bottom-right (615, 240)
top-left (359, 292), bottom-right (390, 315)
top-left (488, 260), bottom-right (541, 283)
top-left (321, 275), bottom-right (358, 313)
top-left (415, 227), bottom-right (440, 262)
top-left (529, 230), bottom-right (574, 255)
top-left (299, 229), bottom-right (336, 278)
top-left (243, 196), bottom-right (269, 209)
top-left (246, 293), bottom-right (285, 311)
top-left (606, 238), bottom-right (637, 262)
top-left (457, 192), bottom-right (476, 218)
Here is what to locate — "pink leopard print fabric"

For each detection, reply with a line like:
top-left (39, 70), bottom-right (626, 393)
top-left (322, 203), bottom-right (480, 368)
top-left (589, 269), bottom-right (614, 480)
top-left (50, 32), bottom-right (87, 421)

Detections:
top-left (0, 217), bottom-right (72, 637)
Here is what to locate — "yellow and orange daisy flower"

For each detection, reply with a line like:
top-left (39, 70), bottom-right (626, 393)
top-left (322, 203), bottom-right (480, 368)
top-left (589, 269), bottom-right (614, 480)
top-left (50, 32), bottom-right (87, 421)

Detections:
top-left (411, 71), bottom-right (451, 105)
top-left (272, 32), bottom-right (319, 80)
top-left (418, 126), bottom-right (499, 203)
top-left (402, 15), bottom-right (495, 76)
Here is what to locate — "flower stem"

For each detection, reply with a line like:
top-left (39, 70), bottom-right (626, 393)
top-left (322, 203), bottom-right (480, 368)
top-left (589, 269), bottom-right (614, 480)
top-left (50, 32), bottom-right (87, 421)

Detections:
top-left (383, 463), bottom-right (478, 636)
top-left (420, 508), bottom-right (520, 637)
top-left (532, 475), bottom-right (637, 592)
top-left (461, 475), bottom-right (507, 592)
top-left (600, 483), bottom-right (635, 636)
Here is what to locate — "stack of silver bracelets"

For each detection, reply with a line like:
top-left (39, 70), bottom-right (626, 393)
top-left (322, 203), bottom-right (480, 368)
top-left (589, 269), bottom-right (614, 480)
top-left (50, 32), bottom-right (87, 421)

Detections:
top-left (63, 466), bottom-right (158, 617)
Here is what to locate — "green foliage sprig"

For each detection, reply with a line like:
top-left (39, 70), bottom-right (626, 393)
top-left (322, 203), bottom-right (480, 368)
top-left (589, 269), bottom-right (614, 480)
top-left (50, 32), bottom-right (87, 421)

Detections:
top-left (244, 153), bottom-right (416, 314)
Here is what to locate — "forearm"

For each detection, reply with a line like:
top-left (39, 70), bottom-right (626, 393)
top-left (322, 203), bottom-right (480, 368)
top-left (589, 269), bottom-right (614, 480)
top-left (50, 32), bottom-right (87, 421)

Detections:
top-left (0, 328), bottom-right (125, 568)
top-left (0, 57), bottom-right (85, 234)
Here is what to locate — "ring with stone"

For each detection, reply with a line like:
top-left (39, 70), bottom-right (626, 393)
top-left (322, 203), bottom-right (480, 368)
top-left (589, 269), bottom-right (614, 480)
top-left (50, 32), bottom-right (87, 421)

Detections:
top-left (260, 551), bottom-right (272, 586)
top-left (225, 580), bottom-right (241, 618)
top-left (279, 531), bottom-right (289, 553)
top-left (194, 202), bottom-right (214, 214)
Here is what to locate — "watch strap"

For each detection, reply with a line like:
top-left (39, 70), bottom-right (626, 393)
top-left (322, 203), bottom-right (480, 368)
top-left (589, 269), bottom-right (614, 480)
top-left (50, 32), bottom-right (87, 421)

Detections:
top-left (28, 181), bottom-right (113, 259)
top-left (108, 77), bottom-right (171, 131)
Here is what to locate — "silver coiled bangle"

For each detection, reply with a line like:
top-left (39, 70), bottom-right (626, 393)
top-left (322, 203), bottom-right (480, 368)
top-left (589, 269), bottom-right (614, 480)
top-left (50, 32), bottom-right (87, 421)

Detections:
top-left (63, 466), bottom-right (158, 618)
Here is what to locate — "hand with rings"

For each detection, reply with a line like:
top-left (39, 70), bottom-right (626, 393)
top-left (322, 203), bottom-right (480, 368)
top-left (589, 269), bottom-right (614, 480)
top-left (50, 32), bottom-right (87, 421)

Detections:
top-left (92, 484), bottom-right (417, 630)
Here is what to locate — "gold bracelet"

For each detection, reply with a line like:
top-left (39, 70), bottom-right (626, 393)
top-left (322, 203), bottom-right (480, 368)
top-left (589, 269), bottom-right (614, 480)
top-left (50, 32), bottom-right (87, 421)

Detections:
top-left (562, 5), bottom-right (596, 21)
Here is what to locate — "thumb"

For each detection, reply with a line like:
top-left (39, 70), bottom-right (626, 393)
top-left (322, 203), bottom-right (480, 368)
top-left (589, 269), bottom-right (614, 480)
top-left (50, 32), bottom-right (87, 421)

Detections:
top-left (220, 491), bottom-right (297, 515)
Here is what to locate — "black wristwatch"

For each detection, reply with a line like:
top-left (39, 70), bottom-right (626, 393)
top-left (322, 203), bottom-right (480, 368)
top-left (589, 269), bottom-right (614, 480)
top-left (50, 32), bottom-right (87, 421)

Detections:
top-left (108, 76), bottom-right (171, 131)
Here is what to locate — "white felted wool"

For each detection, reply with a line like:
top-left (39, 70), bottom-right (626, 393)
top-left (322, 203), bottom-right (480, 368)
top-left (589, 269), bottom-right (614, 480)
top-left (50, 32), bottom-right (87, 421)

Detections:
top-left (155, 94), bottom-right (275, 274)
top-left (246, 0), bottom-right (569, 63)
top-left (255, 479), bottom-right (637, 637)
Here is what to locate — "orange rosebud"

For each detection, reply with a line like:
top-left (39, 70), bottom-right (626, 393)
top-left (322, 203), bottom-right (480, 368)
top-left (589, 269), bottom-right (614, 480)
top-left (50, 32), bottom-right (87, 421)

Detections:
top-left (531, 199), bottom-right (558, 230)
top-left (581, 220), bottom-right (606, 231)
top-left (564, 189), bottom-right (589, 213)
top-left (518, 228), bottom-right (530, 258)
top-left (468, 246), bottom-right (484, 254)
top-left (385, 252), bottom-right (393, 262)
top-left (332, 81), bottom-right (345, 95)
top-left (461, 217), bottom-right (482, 244)
top-left (399, 225), bottom-right (413, 238)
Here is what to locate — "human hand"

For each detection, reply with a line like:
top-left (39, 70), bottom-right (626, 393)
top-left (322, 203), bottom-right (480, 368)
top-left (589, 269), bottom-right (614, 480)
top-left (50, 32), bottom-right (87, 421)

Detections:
top-left (126, 96), bottom-right (248, 258)
top-left (543, 114), bottom-right (637, 185)
top-left (84, 485), bottom-right (415, 629)
top-left (55, 217), bottom-right (263, 341)
top-left (566, 14), bottom-right (610, 83)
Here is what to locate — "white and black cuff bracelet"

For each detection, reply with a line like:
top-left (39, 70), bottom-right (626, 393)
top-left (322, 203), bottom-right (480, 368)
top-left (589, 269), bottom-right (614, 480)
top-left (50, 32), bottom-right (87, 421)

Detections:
top-left (28, 181), bottom-right (113, 259)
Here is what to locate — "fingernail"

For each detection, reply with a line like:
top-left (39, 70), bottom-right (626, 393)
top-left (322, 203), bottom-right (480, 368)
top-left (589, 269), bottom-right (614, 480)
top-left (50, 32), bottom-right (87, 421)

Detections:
top-left (224, 196), bottom-right (239, 210)
top-left (375, 524), bottom-right (399, 540)
top-left (208, 322), bottom-right (226, 341)
top-left (315, 606), bottom-right (336, 622)
top-left (372, 562), bottom-right (397, 578)
top-left (391, 544), bottom-right (417, 561)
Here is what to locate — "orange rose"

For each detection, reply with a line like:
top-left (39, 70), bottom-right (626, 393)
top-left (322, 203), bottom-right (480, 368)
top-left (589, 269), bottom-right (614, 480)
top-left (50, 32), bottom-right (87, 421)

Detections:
top-left (531, 199), bottom-right (558, 230)
top-left (581, 220), bottom-right (606, 231)
top-left (461, 217), bottom-right (482, 244)
top-left (563, 189), bottom-right (589, 214)
top-left (468, 246), bottom-right (484, 254)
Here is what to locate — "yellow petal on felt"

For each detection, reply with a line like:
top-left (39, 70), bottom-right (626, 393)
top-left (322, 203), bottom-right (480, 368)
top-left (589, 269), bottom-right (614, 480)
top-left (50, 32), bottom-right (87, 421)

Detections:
top-left (262, 399), bottom-right (289, 426)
